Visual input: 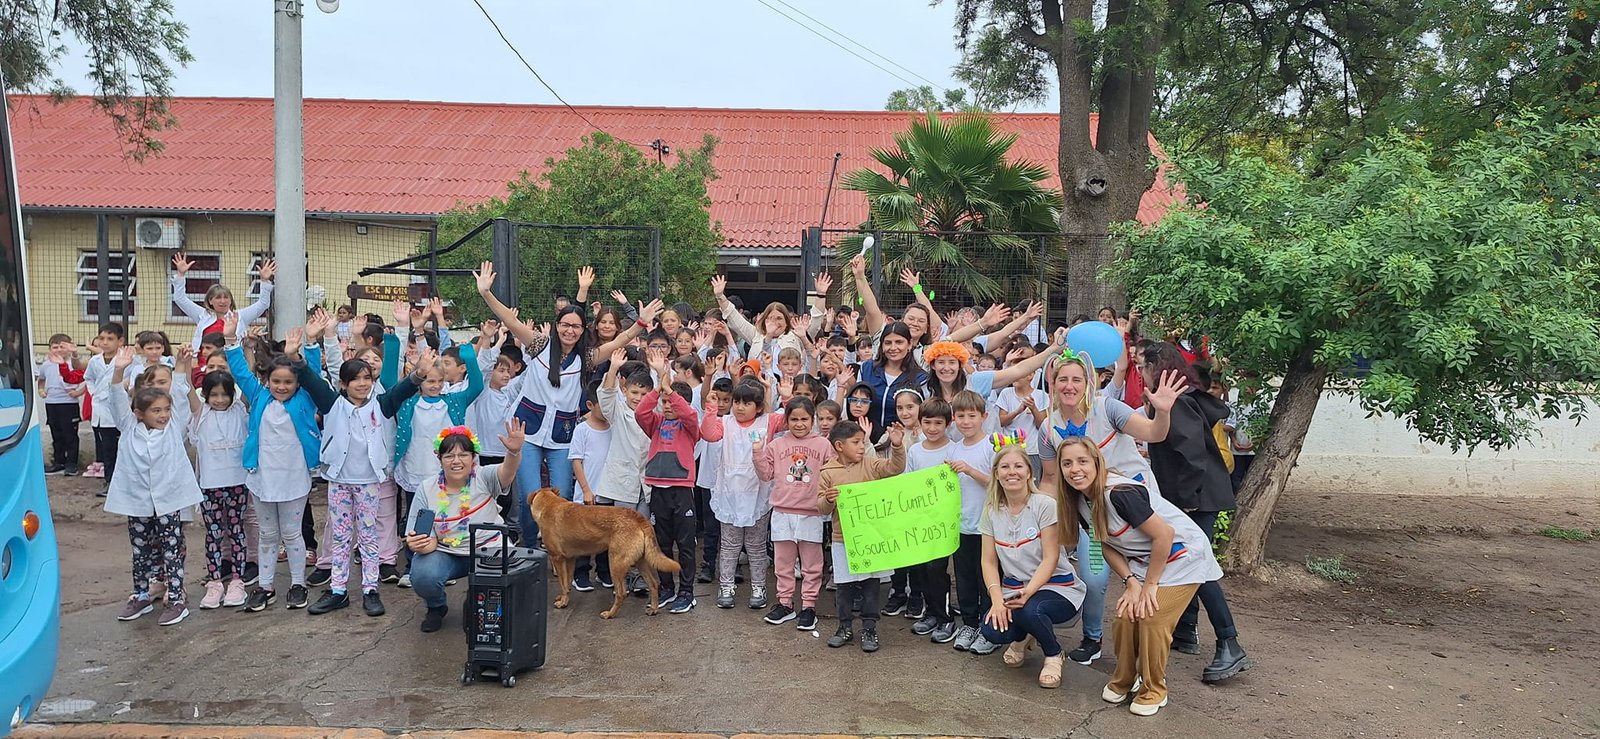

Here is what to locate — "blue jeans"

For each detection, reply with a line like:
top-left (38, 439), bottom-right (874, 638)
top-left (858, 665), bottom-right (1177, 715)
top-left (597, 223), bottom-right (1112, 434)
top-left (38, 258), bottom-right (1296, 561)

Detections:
top-left (978, 589), bottom-right (1081, 658)
top-left (408, 549), bottom-right (471, 609)
top-left (514, 443), bottom-right (572, 544)
top-left (1076, 527), bottom-right (1109, 642)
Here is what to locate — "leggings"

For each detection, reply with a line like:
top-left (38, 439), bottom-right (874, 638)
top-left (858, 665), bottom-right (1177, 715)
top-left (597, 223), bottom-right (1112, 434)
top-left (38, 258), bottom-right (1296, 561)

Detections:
top-left (978, 588), bottom-right (1081, 657)
top-left (718, 512), bottom-right (771, 589)
top-left (199, 485), bottom-right (249, 582)
top-left (253, 494), bottom-right (308, 592)
top-left (327, 482), bottom-right (384, 594)
top-left (317, 478), bottom-right (401, 569)
top-left (128, 513), bottom-right (186, 603)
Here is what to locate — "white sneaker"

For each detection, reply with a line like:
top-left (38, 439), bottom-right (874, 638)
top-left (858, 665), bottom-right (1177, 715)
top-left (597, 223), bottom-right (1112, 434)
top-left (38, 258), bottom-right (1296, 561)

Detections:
top-left (1102, 677), bottom-right (1144, 703)
top-left (397, 574), bottom-right (412, 588)
top-left (1130, 695), bottom-right (1168, 716)
top-left (222, 579), bottom-right (248, 607)
top-left (952, 625), bottom-right (979, 651)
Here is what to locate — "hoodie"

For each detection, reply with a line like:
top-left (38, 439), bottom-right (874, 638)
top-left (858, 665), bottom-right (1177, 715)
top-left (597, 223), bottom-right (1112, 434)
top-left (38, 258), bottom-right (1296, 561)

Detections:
top-left (1145, 388), bottom-right (1234, 512)
top-left (817, 439), bottom-right (906, 543)
top-left (636, 389), bottom-right (701, 488)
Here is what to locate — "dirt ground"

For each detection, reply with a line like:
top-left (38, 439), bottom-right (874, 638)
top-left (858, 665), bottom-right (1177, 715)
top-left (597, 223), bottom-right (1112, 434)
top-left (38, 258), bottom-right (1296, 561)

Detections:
top-left (39, 467), bottom-right (1600, 738)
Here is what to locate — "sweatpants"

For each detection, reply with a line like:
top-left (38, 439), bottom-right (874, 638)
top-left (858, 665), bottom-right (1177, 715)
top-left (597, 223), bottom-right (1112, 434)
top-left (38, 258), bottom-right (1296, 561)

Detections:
top-left (718, 511), bottom-right (771, 589)
top-left (694, 485), bottom-right (720, 570)
top-left (890, 566), bottom-right (925, 602)
top-left (198, 485), bottom-right (249, 582)
top-left (836, 577), bottom-right (882, 631)
top-left (649, 485), bottom-right (697, 595)
top-left (93, 426), bottom-right (120, 481)
top-left (1107, 582), bottom-right (1201, 709)
top-left (327, 482), bottom-right (384, 594)
top-left (919, 555), bottom-right (952, 621)
top-left (952, 533), bottom-right (988, 628)
top-left (128, 513), bottom-right (186, 603)
top-left (978, 589), bottom-right (1080, 657)
top-left (254, 495), bottom-right (308, 592)
top-left (45, 402), bottom-right (80, 468)
top-left (773, 540), bottom-right (824, 609)
top-left (317, 479), bottom-right (400, 569)
top-left (1178, 509), bottom-right (1240, 640)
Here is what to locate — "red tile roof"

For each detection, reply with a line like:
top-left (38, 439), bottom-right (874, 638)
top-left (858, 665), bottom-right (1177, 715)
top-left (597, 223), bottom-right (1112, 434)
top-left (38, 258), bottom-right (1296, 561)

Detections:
top-left (7, 95), bottom-right (1179, 246)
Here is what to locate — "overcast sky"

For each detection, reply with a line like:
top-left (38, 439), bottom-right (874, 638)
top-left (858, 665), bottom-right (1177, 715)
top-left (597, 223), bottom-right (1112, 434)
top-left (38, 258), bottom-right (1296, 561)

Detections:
top-left (65, 0), bottom-right (1055, 112)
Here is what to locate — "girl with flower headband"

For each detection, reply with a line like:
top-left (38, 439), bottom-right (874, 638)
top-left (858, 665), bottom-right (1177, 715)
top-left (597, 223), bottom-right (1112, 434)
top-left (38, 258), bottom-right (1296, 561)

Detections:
top-left (404, 420), bottom-right (523, 634)
top-left (1037, 344), bottom-right (1187, 666)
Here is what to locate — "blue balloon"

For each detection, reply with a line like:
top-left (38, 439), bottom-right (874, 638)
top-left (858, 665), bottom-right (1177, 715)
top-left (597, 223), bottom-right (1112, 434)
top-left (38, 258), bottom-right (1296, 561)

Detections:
top-left (1065, 321), bottom-right (1124, 369)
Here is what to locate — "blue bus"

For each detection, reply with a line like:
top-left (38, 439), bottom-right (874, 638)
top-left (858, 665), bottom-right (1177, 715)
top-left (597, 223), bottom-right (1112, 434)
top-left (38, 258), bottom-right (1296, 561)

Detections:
top-left (0, 74), bottom-right (61, 734)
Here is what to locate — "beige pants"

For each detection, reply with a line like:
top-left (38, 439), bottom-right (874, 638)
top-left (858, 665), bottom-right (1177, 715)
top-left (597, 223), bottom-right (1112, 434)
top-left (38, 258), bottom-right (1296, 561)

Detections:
top-left (1107, 582), bottom-right (1201, 707)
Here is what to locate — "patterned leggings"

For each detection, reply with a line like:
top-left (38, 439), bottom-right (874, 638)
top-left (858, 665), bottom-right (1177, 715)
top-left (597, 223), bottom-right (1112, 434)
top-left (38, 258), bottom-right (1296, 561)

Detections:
top-left (129, 514), bottom-right (186, 604)
top-left (328, 482), bottom-right (383, 593)
top-left (199, 485), bottom-right (249, 582)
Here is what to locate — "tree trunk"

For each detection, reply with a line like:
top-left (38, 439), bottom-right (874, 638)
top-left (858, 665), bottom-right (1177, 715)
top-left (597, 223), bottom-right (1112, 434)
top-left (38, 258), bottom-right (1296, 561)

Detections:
top-left (1225, 348), bottom-right (1328, 579)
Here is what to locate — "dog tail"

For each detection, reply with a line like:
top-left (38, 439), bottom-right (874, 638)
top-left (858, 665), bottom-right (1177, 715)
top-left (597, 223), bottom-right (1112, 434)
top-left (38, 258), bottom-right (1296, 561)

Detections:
top-left (645, 537), bottom-right (681, 574)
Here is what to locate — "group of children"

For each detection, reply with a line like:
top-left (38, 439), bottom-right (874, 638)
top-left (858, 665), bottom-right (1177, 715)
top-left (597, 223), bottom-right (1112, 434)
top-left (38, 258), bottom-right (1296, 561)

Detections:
top-left (43, 251), bottom-right (1251, 717)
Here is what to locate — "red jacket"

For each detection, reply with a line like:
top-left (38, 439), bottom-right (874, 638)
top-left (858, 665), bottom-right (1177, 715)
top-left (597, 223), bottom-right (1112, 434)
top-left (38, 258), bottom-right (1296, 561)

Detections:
top-left (635, 389), bottom-right (701, 488)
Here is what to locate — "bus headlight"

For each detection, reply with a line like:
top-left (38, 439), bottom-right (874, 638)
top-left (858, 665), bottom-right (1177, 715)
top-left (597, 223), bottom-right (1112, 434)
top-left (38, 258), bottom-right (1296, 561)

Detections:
top-left (21, 510), bottom-right (39, 539)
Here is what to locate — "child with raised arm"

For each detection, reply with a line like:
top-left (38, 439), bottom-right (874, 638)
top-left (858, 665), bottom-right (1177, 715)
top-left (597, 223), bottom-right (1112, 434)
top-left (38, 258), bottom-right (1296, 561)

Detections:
top-left (698, 377), bottom-right (785, 609)
top-left (635, 349), bottom-right (703, 614)
top-left (817, 420), bottom-right (906, 652)
top-left (590, 348), bottom-right (654, 591)
top-left (754, 397), bottom-right (834, 631)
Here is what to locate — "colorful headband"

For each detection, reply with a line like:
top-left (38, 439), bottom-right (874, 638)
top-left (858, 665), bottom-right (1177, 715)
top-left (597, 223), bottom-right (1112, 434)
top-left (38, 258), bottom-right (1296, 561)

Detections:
top-left (991, 429), bottom-right (1027, 452)
top-left (433, 425), bottom-right (481, 453)
top-left (924, 340), bottom-right (971, 366)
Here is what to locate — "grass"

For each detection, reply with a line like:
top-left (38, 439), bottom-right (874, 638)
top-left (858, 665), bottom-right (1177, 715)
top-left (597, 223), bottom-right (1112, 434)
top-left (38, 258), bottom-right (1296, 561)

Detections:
top-left (1304, 555), bottom-right (1359, 584)
top-left (1538, 527), bottom-right (1594, 542)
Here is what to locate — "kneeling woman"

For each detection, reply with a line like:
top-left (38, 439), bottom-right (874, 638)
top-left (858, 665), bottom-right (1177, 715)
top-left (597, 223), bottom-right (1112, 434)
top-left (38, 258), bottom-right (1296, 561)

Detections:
top-left (1056, 436), bottom-right (1236, 717)
top-left (404, 420), bottom-right (524, 633)
top-left (978, 438), bottom-right (1086, 689)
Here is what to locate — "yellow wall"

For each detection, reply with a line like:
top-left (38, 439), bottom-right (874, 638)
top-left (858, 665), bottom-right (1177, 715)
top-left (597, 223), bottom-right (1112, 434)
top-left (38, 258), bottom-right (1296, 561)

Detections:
top-left (23, 212), bottom-right (426, 350)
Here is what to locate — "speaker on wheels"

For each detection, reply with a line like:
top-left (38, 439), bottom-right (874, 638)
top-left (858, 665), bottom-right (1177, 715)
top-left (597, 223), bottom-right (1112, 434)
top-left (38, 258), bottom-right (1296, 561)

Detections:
top-left (461, 523), bottom-right (546, 687)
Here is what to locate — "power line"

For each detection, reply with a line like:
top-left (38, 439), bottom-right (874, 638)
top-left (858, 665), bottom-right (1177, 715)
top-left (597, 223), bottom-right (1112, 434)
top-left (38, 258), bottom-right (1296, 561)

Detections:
top-left (751, 0), bottom-right (923, 90)
top-left (765, 0), bottom-right (948, 92)
top-left (468, 0), bottom-right (640, 147)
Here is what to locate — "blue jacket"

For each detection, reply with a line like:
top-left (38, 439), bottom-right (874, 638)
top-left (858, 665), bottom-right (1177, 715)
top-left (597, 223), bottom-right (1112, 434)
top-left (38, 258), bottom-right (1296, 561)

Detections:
top-left (225, 343), bottom-right (322, 473)
top-left (380, 334), bottom-right (485, 468)
top-left (858, 358), bottom-right (926, 435)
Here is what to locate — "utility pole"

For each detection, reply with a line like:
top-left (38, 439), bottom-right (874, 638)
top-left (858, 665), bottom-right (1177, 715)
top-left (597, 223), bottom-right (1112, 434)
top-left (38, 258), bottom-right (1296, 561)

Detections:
top-left (271, 0), bottom-right (306, 338)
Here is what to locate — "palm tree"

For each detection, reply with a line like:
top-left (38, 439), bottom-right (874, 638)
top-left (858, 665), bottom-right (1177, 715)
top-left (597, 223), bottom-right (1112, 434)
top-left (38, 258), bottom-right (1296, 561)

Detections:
top-left (841, 113), bottom-right (1063, 307)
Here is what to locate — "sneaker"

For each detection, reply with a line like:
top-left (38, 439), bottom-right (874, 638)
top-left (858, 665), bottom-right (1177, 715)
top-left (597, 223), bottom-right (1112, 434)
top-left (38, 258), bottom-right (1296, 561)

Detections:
top-left (362, 590), bottom-right (386, 617)
top-left (306, 567), bottom-right (332, 587)
top-left (156, 601), bottom-right (189, 626)
top-left (952, 625), bottom-right (979, 651)
top-left (379, 564), bottom-right (401, 584)
top-left (668, 593), bottom-right (696, 614)
top-left (241, 562), bottom-right (259, 587)
top-left (748, 586), bottom-right (768, 610)
top-left (223, 580), bottom-right (248, 607)
top-left (696, 563), bottom-right (715, 584)
top-left (795, 607), bottom-right (817, 632)
top-left (656, 589), bottom-right (676, 610)
top-left (64, 465), bottom-right (80, 476)
top-left (307, 590), bottom-right (349, 615)
top-left (83, 462), bottom-right (105, 478)
top-left (911, 614), bottom-right (940, 635)
top-left (626, 572), bottom-right (648, 596)
top-left (44, 464), bottom-right (65, 476)
top-left (572, 574), bottom-right (595, 592)
top-left (397, 573), bottom-right (412, 589)
top-left (764, 603), bottom-right (796, 625)
top-left (421, 605), bottom-right (448, 633)
top-left (243, 589), bottom-right (275, 612)
top-left (904, 601), bottom-right (927, 620)
top-left (117, 596), bottom-right (154, 621)
top-left (827, 625), bottom-right (854, 648)
top-left (1069, 638), bottom-right (1103, 665)
top-left (96, 483), bottom-right (108, 498)
top-left (860, 627), bottom-right (881, 652)
top-left (597, 570), bottom-right (615, 589)
top-left (968, 633), bottom-right (998, 655)
top-left (881, 592), bottom-right (907, 616)
top-left (931, 620), bottom-right (958, 644)
top-left (285, 584), bottom-right (309, 609)
top-left (1130, 695), bottom-right (1168, 716)
top-left (199, 581), bottom-right (225, 610)
top-left (1102, 677), bottom-right (1144, 704)
top-left (716, 585), bottom-right (736, 609)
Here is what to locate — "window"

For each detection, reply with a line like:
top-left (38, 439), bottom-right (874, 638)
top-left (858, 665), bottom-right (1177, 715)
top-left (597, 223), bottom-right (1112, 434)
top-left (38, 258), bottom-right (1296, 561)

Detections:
top-left (247, 252), bottom-right (270, 301)
top-left (75, 251), bottom-right (137, 322)
top-left (167, 251), bottom-right (221, 319)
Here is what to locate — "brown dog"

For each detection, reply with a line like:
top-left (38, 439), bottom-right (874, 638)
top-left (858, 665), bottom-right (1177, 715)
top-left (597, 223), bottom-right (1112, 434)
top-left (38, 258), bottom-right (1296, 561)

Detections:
top-left (527, 487), bottom-right (680, 618)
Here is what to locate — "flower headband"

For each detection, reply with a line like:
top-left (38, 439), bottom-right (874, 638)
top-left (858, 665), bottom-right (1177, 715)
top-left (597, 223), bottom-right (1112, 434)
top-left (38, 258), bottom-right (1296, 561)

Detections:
top-left (991, 429), bottom-right (1026, 452)
top-left (433, 425), bottom-right (481, 453)
top-left (923, 340), bottom-right (971, 366)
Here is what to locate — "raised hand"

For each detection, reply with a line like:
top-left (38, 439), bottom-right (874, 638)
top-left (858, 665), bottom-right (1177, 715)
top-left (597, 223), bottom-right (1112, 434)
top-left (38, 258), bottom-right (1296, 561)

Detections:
top-left (172, 344), bottom-right (194, 370)
top-left (710, 274), bottom-right (727, 297)
top-left (850, 253), bottom-right (867, 277)
top-left (813, 271), bottom-right (833, 296)
top-left (838, 363), bottom-right (857, 388)
top-left (499, 418), bottom-right (527, 451)
top-left (473, 260), bottom-right (497, 294)
top-left (899, 267), bottom-right (922, 290)
top-left (349, 313), bottom-right (368, 340)
top-left (284, 327), bottom-right (305, 358)
top-left (113, 346), bottom-right (135, 369)
top-left (391, 300), bottom-right (409, 326)
top-left (859, 415), bottom-right (874, 441)
top-left (982, 303), bottom-right (1012, 328)
top-left (171, 252), bottom-right (193, 276)
top-left (222, 310), bottom-right (240, 339)
top-left (577, 265), bottom-right (595, 290)
top-left (306, 308), bottom-right (332, 341)
top-left (257, 259), bottom-right (277, 283)
top-left (646, 346), bottom-right (669, 375)
top-left (409, 307), bottom-right (427, 331)
top-left (411, 346), bottom-right (439, 379)
top-left (637, 298), bottom-right (664, 327)
top-left (888, 422), bottom-right (906, 447)
top-left (1051, 327), bottom-right (1069, 348)
top-left (428, 296), bottom-right (445, 320)
top-left (1145, 369), bottom-right (1189, 413)
top-left (1116, 316), bottom-right (1131, 335)
top-left (609, 347), bottom-right (627, 366)
top-left (793, 312), bottom-right (811, 337)
top-left (610, 288), bottom-right (629, 306)
top-left (777, 375), bottom-right (794, 401)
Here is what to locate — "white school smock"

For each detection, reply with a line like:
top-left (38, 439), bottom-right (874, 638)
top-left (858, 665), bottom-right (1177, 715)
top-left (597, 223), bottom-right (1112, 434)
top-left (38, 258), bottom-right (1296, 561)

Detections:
top-left (85, 355), bottom-right (117, 428)
top-left (517, 343), bottom-right (584, 449)
top-left (1041, 398), bottom-right (1158, 494)
top-left (246, 401), bottom-right (314, 503)
top-left (190, 401), bottom-right (248, 489)
top-left (103, 382), bottom-right (202, 517)
top-left (395, 398), bottom-right (450, 493)
top-left (711, 414), bottom-right (775, 528)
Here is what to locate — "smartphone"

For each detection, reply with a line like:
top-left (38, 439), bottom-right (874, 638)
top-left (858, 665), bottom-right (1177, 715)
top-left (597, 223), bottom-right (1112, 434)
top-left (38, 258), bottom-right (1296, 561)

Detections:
top-left (411, 509), bottom-right (436, 536)
top-left (1004, 589), bottom-right (1025, 601)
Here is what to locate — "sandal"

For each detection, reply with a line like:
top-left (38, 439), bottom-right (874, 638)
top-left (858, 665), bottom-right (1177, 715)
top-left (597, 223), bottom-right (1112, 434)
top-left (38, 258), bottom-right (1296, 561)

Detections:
top-left (1039, 654), bottom-right (1065, 689)
top-left (1003, 635), bottom-right (1034, 667)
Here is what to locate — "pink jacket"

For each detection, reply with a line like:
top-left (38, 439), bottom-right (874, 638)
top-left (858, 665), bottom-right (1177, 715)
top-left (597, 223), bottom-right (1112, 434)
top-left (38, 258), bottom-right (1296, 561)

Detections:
top-left (754, 432), bottom-right (834, 516)
top-left (636, 389), bottom-right (701, 488)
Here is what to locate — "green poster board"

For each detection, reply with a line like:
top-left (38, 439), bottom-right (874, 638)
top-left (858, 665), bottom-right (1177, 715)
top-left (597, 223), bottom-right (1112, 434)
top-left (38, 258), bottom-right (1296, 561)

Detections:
top-left (835, 463), bottom-right (962, 573)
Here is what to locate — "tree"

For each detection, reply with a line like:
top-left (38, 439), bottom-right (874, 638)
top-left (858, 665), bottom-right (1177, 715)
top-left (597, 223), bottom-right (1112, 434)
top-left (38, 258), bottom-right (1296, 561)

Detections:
top-left (885, 85), bottom-right (973, 112)
top-left (1107, 114), bottom-right (1600, 578)
top-left (435, 131), bottom-right (722, 324)
top-left (839, 112), bottom-right (1062, 307)
top-left (1, 0), bottom-right (192, 159)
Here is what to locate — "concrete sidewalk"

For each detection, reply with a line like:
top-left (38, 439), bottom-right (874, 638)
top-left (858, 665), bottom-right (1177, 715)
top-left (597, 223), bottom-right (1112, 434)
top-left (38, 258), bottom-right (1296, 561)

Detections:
top-left (34, 578), bottom-right (1243, 738)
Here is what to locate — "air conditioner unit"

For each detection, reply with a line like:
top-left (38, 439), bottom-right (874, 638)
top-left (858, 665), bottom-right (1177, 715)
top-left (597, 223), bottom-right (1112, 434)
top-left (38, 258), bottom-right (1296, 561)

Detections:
top-left (135, 217), bottom-right (185, 249)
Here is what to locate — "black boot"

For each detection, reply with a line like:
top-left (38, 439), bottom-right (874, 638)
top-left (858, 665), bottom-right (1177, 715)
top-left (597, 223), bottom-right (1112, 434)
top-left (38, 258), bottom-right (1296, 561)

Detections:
top-left (1171, 624), bottom-right (1201, 654)
top-left (1202, 637), bottom-right (1253, 682)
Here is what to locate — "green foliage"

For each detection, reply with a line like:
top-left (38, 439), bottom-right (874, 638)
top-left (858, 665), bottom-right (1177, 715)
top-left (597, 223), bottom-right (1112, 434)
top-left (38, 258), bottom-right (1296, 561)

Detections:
top-left (1213, 509), bottom-right (1233, 561)
top-left (434, 132), bottom-right (721, 324)
top-left (839, 113), bottom-right (1062, 304)
top-left (885, 85), bottom-right (977, 113)
top-left (1109, 114), bottom-right (1600, 453)
top-left (0, 0), bottom-right (192, 159)
top-left (1305, 555), bottom-right (1359, 584)
top-left (1539, 527), bottom-right (1594, 542)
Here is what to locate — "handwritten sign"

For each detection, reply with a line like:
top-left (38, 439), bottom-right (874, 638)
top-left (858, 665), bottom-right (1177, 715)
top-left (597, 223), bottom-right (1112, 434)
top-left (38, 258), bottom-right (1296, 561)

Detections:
top-left (836, 464), bottom-right (962, 572)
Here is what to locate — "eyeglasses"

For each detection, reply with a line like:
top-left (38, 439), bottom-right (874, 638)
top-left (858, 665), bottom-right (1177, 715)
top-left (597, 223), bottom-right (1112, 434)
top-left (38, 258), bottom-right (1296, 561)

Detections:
top-left (440, 452), bottom-right (475, 461)
top-left (557, 322), bottom-right (584, 330)
top-left (846, 397), bottom-right (871, 404)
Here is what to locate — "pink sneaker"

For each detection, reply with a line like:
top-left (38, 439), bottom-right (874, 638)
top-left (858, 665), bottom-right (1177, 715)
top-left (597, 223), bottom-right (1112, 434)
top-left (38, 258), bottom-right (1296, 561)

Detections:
top-left (117, 596), bottom-right (154, 621)
top-left (199, 581), bottom-right (225, 610)
top-left (82, 462), bottom-right (105, 479)
top-left (223, 579), bottom-right (248, 607)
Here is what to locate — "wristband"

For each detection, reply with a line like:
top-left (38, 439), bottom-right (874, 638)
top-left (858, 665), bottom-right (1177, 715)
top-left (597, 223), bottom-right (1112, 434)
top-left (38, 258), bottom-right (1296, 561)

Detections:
top-left (912, 284), bottom-right (924, 295)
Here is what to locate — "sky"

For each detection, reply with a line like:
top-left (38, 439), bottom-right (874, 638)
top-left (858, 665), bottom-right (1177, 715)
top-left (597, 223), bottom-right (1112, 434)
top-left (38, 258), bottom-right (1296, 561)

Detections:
top-left (64, 0), bottom-right (1055, 112)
